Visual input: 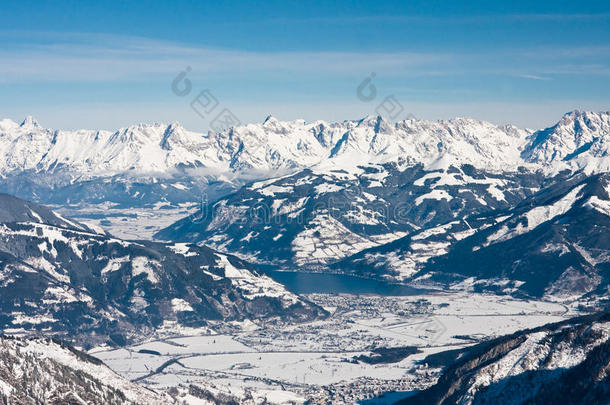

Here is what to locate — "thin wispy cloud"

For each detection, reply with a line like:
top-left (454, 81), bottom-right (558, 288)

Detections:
top-left (1, 27), bottom-right (608, 131)
top-left (540, 64), bottom-right (610, 76)
top-left (0, 31), bottom-right (608, 85)
top-left (262, 13), bottom-right (610, 25)
top-left (516, 74), bottom-right (552, 81)
top-left (0, 31), bottom-right (448, 83)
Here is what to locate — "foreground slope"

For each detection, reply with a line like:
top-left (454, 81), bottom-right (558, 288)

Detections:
top-left (399, 310), bottom-right (610, 405)
top-left (0, 335), bottom-right (172, 404)
top-left (0, 195), bottom-right (324, 346)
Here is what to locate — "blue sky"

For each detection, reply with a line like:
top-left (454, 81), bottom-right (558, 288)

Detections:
top-left (1, 0), bottom-right (610, 131)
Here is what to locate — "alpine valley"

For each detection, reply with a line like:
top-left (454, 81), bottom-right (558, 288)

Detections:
top-left (1, 110), bottom-right (610, 404)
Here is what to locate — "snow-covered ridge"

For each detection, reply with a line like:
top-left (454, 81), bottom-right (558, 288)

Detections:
top-left (523, 110), bottom-right (610, 173)
top-left (0, 194), bottom-right (326, 346)
top-left (2, 111), bottom-right (609, 178)
top-left (399, 312), bottom-right (610, 405)
top-left (0, 336), bottom-right (172, 404)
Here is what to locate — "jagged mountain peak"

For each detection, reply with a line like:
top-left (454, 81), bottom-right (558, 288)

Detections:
top-left (112, 122), bottom-right (167, 140)
top-left (356, 114), bottom-right (393, 134)
top-left (262, 114), bottom-right (278, 125)
top-left (562, 108), bottom-right (610, 119)
top-left (357, 114), bottom-right (383, 124)
top-left (20, 115), bottom-right (41, 128)
top-left (159, 121), bottom-right (193, 150)
top-left (553, 110), bottom-right (610, 132)
top-left (523, 110), bottom-right (610, 171)
top-left (443, 116), bottom-right (484, 125)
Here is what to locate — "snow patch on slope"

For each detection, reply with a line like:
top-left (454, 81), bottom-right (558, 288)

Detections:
top-left (484, 184), bottom-right (585, 247)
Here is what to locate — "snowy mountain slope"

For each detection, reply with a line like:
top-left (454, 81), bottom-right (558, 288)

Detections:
top-left (331, 212), bottom-right (498, 281)
top-left (155, 163), bottom-right (552, 270)
top-left (0, 195), bottom-right (325, 347)
top-left (409, 172), bottom-right (610, 300)
top-left (333, 172), bottom-right (610, 300)
top-left (399, 310), bottom-right (610, 405)
top-left (334, 171), bottom-right (610, 300)
top-left (0, 193), bottom-right (95, 232)
top-left (331, 171), bottom-right (586, 282)
top-left (0, 335), bottom-right (174, 404)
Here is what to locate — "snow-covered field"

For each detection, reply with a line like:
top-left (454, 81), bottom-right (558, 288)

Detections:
top-left (91, 291), bottom-right (578, 404)
top-left (54, 202), bottom-right (197, 240)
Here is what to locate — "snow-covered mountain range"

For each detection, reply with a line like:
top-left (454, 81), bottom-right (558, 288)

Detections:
top-left (3, 110), bottom-right (610, 403)
top-left (0, 114), bottom-right (527, 176)
top-left (1, 111), bottom-right (609, 208)
top-left (2, 111), bottom-right (610, 177)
